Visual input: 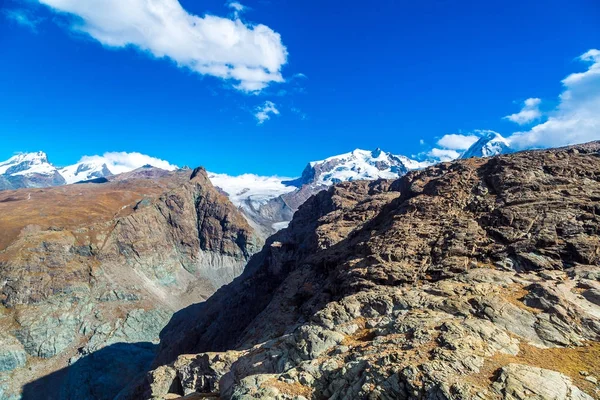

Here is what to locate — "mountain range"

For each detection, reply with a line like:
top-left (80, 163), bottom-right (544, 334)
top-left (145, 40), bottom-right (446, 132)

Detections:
top-left (0, 139), bottom-right (598, 400)
top-left (0, 132), bottom-right (515, 233)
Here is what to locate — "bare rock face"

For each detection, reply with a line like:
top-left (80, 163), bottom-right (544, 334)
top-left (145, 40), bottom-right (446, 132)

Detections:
top-left (493, 364), bottom-right (593, 400)
top-left (138, 142), bottom-right (600, 400)
top-left (0, 167), bottom-right (261, 400)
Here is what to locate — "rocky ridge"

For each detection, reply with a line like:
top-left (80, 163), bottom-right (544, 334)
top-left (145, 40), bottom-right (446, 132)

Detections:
top-left (134, 142), bottom-right (600, 400)
top-left (0, 167), bottom-right (261, 400)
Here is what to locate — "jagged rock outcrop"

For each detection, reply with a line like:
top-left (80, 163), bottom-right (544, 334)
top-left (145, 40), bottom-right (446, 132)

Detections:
top-left (136, 142), bottom-right (600, 400)
top-left (0, 167), bottom-right (261, 400)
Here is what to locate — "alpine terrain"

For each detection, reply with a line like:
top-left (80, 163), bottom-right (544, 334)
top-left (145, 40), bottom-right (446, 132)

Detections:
top-left (123, 142), bottom-right (600, 400)
top-left (0, 166), bottom-right (261, 399)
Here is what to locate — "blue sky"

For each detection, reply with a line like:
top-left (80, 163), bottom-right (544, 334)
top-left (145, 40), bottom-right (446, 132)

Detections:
top-left (1, 0), bottom-right (599, 176)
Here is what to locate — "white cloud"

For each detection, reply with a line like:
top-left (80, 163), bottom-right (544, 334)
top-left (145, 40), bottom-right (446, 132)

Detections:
top-left (508, 49), bottom-right (600, 150)
top-left (428, 148), bottom-right (461, 162)
top-left (3, 8), bottom-right (43, 31)
top-left (504, 97), bottom-right (542, 125)
top-left (228, 1), bottom-right (245, 12)
top-left (436, 134), bottom-right (479, 150)
top-left (227, 1), bottom-right (246, 18)
top-left (35, 0), bottom-right (288, 92)
top-left (79, 152), bottom-right (178, 174)
top-left (255, 101), bottom-right (279, 124)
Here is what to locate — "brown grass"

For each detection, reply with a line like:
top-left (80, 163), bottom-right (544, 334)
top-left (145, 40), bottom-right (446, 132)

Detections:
top-left (502, 284), bottom-right (544, 314)
top-left (0, 176), bottom-right (186, 251)
top-left (263, 378), bottom-right (313, 398)
top-left (340, 317), bottom-right (378, 347)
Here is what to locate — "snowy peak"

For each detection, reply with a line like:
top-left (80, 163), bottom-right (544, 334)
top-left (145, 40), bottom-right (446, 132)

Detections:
top-left (0, 151), bottom-right (57, 177)
top-left (461, 131), bottom-right (512, 159)
top-left (290, 148), bottom-right (423, 188)
top-left (59, 161), bottom-right (114, 184)
top-left (0, 152), bottom-right (66, 190)
top-left (0, 151), bottom-right (178, 190)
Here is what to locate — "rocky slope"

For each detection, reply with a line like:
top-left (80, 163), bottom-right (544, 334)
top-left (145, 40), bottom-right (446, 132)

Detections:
top-left (133, 142), bottom-right (600, 400)
top-left (0, 167), bottom-right (261, 400)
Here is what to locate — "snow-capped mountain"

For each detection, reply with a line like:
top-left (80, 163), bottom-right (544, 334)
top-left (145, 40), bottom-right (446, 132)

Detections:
top-left (208, 148), bottom-right (430, 235)
top-left (0, 151), bottom-right (58, 177)
top-left (59, 160), bottom-right (113, 184)
top-left (0, 151), bottom-right (174, 190)
top-left (285, 148), bottom-right (429, 188)
top-left (461, 131), bottom-right (513, 159)
top-left (0, 152), bottom-right (66, 190)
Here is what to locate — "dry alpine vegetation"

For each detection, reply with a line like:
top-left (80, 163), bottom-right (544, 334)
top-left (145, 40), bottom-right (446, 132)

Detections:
top-left (127, 142), bottom-right (600, 400)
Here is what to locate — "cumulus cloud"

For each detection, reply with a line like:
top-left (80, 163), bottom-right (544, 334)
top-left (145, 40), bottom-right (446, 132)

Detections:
top-left (504, 98), bottom-right (542, 125)
top-left (3, 8), bottom-right (44, 31)
top-left (436, 134), bottom-right (479, 150)
top-left (35, 0), bottom-right (288, 92)
top-left (255, 101), bottom-right (280, 124)
top-left (508, 49), bottom-right (600, 149)
top-left (427, 148), bottom-right (461, 162)
top-left (79, 152), bottom-right (178, 174)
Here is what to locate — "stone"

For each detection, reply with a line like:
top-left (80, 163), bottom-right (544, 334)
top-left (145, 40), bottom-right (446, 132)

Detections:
top-left (0, 334), bottom-right (26, 372)
top-left (493, 364), bottom-right (593, 400)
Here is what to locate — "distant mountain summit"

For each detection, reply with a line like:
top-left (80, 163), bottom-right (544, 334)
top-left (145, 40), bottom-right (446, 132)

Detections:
top-left (0, 151), bottom-right (56, 176)
top-left (461, 131), bottom-right (513, 159)
top-left (59, 160), bottom-right (113, 184)
top-left (284, 148), bottom-right (426, 188)
top-left (0, 152), bottom-right (171, 190)
top-left (0, 152), bottom-right (66, 190)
